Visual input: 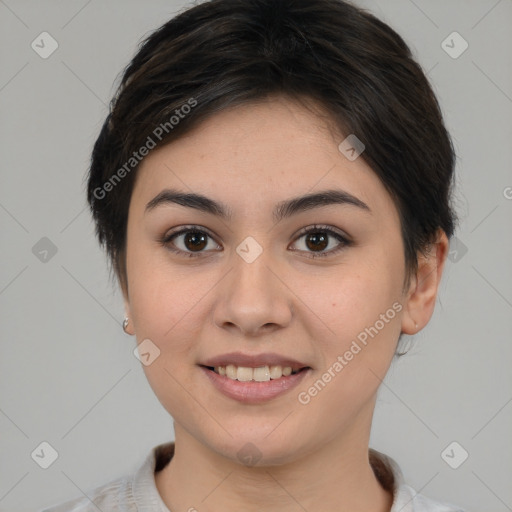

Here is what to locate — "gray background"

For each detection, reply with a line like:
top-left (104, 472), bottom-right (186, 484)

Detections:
top-left (1, 0), bottom-right (511, 511)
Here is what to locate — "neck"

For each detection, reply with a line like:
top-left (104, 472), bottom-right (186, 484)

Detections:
top-left (156, 408), bottom-right (393, 512)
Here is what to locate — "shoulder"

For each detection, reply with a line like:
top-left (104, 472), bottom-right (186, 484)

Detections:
top-left (393, 483), bottom-right (467, 512)
top-left (37, 476), bottom-right (129, 512)
top-left (369, 448), bottom-right (467, 512)
top-left (38, 442), bottom-right (175, 512)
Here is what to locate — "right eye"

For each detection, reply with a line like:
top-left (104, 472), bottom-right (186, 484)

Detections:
top-left (160, 226), bottom-right (222, 258)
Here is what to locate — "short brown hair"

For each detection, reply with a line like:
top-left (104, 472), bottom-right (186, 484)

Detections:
top-left (87, 0), bottom-right (457, 294)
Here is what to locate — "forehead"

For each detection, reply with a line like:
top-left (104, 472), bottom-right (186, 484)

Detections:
top-left (130, 96), bottom-right (397, 223)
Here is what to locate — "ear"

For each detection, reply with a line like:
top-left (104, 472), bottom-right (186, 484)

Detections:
top-left (401, 230), bottom-right (449, 335)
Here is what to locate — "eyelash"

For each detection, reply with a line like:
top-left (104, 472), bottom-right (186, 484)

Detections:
top-left (159, 224), bottom-right (352, 259)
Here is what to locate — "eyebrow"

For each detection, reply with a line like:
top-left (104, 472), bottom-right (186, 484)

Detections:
top-left (145, 187), bottom-right (371, 223)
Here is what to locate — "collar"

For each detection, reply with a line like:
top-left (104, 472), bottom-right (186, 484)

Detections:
top-left (132, 442), bottom-right (456, 512)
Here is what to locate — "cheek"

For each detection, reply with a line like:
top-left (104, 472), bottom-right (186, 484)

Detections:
top-left (302, 256), bottom-right (403, 385)
top-left (296, 279), bottom-right (402, 428)
top-left (127, 240), bottom-right (201, 336)
top-left (308, 258), bottom-right (402, 336)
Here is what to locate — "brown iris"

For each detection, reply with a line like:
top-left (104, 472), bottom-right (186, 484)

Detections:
top-left (184, 232), bottom-right (208, 251)
top-left (305, 232), bottom-right (328, 252)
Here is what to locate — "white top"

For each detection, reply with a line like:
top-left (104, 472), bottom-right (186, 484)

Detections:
top-left (39, 442), bottom-right (466, 512)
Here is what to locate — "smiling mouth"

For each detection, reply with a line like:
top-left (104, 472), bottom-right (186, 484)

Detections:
top-left (202, 364), bottom-right (309, 382)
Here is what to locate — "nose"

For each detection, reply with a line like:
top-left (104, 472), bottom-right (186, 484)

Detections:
top-left (213, 249), bottom-right (293, 338)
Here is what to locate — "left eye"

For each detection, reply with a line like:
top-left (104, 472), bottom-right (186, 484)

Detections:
top-left (161, 224), bottom-right (351, 259)
top-left (290, 225), bottom-right (351, 258)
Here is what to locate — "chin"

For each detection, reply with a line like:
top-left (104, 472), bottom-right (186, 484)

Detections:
top-left (205, 431), bottom-right (303, 468)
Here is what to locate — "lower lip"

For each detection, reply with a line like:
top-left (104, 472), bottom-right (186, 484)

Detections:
top-left (200, 366), bottom-right (310, 404)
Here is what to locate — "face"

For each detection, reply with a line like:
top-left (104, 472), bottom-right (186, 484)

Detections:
top-left (122, 96), bottom-right (433, 465)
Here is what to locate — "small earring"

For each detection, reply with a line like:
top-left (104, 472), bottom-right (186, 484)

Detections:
top-left (122, 317), bottom-right (130, 334)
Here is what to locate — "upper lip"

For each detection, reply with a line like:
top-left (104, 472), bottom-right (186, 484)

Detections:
top-left (200, 352), bottom-right (310, 371)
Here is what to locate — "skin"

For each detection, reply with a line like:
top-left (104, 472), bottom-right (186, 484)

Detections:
top-left (121, 95), bottom-right (448, 512)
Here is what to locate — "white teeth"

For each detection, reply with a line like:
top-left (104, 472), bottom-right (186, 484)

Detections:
top-left (214, 364), bottom-right (297, 381)
top-left (237, 366), bottom-right (253, 381)
top-left (253, 366), bottom-right (271, 382)
top-left (269, 365), bottom-right (283, 379)
top-left (226, 364), bottom-right (237, 379)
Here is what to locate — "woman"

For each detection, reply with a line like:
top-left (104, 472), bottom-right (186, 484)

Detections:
top-left (41, 0), bottom-right (465, 510)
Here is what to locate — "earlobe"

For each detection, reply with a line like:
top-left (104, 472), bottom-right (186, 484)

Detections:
top-left (122, 314), bottom-right (135, 335)
top-left (120, 270), bottom-right (134, 335)
top-left (401, 230), bottom-right (449, 335)
top-left (123, 299), bottom-right (134, 336)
